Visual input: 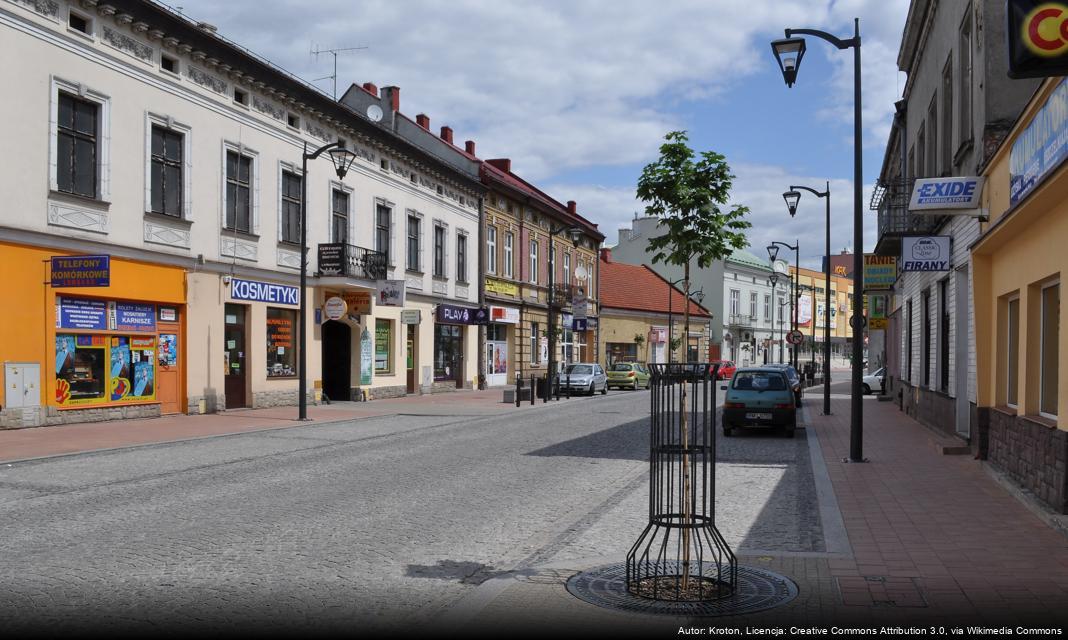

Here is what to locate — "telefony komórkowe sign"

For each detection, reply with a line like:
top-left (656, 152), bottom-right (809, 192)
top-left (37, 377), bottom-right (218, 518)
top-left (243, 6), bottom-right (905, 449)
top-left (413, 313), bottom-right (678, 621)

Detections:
top-left (901, 236), bottom-right (951, 272)
top-left (908, 177), bottom-right (984, 211)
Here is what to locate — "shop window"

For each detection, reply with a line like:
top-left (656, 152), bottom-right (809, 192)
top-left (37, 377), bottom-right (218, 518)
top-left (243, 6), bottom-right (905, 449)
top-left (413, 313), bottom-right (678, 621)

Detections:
top-left (487, 324), bottom-right (507, 341)
top-left (922, 289), bottom-right (931, 387)
top-left (57, 92), bottom-right (98, 198)
top-left (150, 125), bottom-right (183, 217)
top-left (1040, 282), bottom-right (1059, 418)
top-left (55, 334), bottom-right (156, 406)
top-left (1006, 295), bottom-right (1019, 407)
top-left (606, 342), bottom-right (638, 365)
top-left (375, 319), bottom-right (393, 374)
top-left (266, 307), bottom-right (296, 378)
top-left (906, 298), bottom-right (914, 381)
top-left (939, 278), bottom-right (950, 393)
top-left (530, 321), bottom-right (540, 365)
top-left (433, 324), bottom-right (463, 381)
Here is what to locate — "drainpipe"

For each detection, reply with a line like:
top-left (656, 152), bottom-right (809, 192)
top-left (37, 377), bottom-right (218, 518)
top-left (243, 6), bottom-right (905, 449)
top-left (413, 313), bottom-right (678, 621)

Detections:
top-left (477, 194), bottom-right (486, 390)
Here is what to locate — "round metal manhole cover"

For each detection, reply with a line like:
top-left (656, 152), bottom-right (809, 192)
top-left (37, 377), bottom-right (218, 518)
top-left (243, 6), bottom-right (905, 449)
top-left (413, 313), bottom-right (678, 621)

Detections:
top-left (566, 562), bottom-right (798, 617)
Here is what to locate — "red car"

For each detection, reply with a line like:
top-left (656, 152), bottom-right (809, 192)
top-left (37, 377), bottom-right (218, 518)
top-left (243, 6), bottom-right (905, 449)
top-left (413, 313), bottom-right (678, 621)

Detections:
top-left (710, 360), bottom-right (736, 380)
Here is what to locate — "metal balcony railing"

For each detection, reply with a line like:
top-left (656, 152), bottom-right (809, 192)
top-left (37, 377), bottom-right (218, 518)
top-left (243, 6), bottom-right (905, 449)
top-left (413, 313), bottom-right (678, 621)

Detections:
top-left (728, 314), bottom-right (756, 327)
top-left (870, 178), bottom-right (946, 256)
top-left (317, 243), bottom-right (387, 281)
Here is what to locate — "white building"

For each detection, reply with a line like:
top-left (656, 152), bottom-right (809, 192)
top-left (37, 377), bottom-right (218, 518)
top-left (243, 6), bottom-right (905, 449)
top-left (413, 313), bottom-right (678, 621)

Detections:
top-left (0, 0), bottom-right (482, 427)
top-left (721, 249), bottom-right (788, 367)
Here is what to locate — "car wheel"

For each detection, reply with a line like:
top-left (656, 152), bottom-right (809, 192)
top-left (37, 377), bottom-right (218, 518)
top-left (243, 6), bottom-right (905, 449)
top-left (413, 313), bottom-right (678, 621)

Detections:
top-left (863, 383), bottom-right (871, 395)
top-left (588, 382), bottom-right (595, 396)
top-left (601, 382), bottom-right (608, 395)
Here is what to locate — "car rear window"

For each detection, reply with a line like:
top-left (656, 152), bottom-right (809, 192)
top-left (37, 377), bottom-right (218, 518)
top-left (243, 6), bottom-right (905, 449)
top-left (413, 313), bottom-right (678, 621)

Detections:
top-left (732, 372), bottom-right (787, 391)
top-left (566, 365), bottom-right (592, 375)
top-left (611, 364), bottom-right (633, 371)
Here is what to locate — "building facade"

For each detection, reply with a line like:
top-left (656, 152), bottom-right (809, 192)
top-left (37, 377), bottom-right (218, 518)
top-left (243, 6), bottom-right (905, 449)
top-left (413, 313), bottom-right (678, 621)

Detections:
top-left (722, 249), bottom-right (778, 367)
top-left (789, 266), bottom-right (856, 367)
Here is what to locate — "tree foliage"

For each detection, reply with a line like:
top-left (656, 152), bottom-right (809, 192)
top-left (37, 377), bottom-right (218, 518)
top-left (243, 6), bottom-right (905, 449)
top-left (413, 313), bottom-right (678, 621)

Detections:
top-left (636, 131), bottom-right (751, 269)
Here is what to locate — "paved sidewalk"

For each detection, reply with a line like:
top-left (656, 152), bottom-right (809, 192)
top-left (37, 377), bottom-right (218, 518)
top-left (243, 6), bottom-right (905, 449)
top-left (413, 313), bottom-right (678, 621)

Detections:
top-left (0, 387), bottom-right (552, 463)
top-left (442, 392), bottom-right (1068, 633)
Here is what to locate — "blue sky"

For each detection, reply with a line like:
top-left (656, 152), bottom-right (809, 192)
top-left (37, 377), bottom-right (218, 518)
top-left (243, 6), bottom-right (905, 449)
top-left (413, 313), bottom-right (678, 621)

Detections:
top-left (174, 0), bottom-right (910, 268)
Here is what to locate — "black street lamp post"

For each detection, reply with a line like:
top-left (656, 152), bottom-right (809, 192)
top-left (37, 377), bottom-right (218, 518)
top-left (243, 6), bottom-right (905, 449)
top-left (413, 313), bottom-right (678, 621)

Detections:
top-left (546, 225), bottom-right (582, 402)
top-left (772, 19), bottom-right (865, 462)
top-left (767, 241), bottom-right (799, 368)
top-left (784, 183), bottom-right (833, 416)
top-left (299, 141), bottom-right (357, 421)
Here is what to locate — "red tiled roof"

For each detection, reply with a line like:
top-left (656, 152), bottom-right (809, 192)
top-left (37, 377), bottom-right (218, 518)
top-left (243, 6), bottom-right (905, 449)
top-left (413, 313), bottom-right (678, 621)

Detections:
top-left (480, 162), bottom-right (604, 239)
top-left (599, 257), bottom-right (711, 317)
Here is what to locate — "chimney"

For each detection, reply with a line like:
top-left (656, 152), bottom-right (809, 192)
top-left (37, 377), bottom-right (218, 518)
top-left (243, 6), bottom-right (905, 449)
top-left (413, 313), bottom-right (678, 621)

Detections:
top-left (382, 86), bottom-right (400, 112)
top-left (362, 82), bottom-right (379, 97)
top-left (618, 228), bottom-right (633, 243)
top-left (416, 113), bottom-right (430, 130)
top-left (487, 158), bottom-right (511, 173)
top-left (567, 201), bottom-right (577, 215)
top-left (465, 140), bottom-right (476, 155)
top-left (440, 126), bottom-right (453, 144)
top-left (600, 248), bottom-right (612, 263)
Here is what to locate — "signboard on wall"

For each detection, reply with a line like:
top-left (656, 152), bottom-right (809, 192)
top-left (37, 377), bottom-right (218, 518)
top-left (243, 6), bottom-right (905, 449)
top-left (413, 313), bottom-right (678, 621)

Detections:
top-left (901, 236), bottom-right (951, 271)
top-left (400, 310), bottom-right (422, 325)
top-left (863, 254), bottom-right (897, 290)
top-left (377, 280), bottom-right (405, 307)
top-left (485, 278), bottom-right (519, 296)
top-left (489, 306), bottom-right (519, 324)
top-left (317, 243), bottom-right (345, 275)
top-left (50, 255), bottom-right (110, 288)
top-left (908, 176), bottom-right (984, 211)
top-left (1007, 1), bottom-right (1068, 78)
top-left (1010, 77), bottom-right (1068, 205)
top-left (114, 302), bottom-right (157, 332)
top-left (56, 296), bottom-right (108, 330)
top-left (435, 304), bottom-right (489, 325)
top-left (323, 296), bottom-right (348, 321)
top-left (341, 291), bottom-right (372, 315)
top-left (230, 278), bottom-right (299, 305)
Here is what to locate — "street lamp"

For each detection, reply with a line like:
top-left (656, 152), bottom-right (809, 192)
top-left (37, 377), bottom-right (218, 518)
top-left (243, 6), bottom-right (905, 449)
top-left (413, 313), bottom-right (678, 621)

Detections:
top-left (298, 141), bottom-right (357, 421)
top-left (772, 19), bottom-right (865, 462)
top-left (784, 182), bottom-right (833, 416)
top-left (546, 225), bottom-right (582, 402)
top-left (768, 272), bottom-right (781, 365)
top-left (767, 240), bottom-right (799, 368)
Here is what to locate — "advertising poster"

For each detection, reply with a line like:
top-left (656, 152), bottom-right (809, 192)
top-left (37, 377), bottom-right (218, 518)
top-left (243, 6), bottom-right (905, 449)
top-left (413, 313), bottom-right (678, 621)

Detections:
top-left (797, 295), bottom-right (813, 326)
top-left (158, 334), bottom-right (178, 367)
top-left (360, 327), bottom-right (373, 385)
top-left (493, 343), bottom-right (508, 374)
top-left (55, 335), bottom-right (76, 374)
top-left (132, 361), bottom-right (155, 399)
top-left (110, 337), bottom-right (131, 401)
top-left (57, 296), bottom-right (108, 330)
top-left (375, 323), bottom-right (390, 371)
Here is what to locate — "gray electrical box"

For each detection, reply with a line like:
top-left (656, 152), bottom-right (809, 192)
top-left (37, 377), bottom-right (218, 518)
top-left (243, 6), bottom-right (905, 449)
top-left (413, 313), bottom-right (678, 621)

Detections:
top-left (5, 362), bottom-right (41, 408)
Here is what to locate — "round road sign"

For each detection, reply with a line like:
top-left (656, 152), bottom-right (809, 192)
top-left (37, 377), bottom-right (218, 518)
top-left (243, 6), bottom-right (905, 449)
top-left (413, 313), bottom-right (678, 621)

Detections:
top-left (786, 329), bottom-right (804, 345)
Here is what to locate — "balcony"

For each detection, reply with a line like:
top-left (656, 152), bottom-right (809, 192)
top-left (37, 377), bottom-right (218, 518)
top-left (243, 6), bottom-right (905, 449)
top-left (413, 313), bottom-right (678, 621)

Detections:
top-left (317, 243), bottom-right (387, 281)
top-left (870, 179), bottom-right (946, 257)
top-left (728, 314), bottom-right (756, 327)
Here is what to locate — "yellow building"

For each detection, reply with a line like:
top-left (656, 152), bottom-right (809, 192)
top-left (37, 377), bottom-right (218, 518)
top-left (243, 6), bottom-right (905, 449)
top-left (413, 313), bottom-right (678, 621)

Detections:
top-left (788, 266), bottom-right (855, 362)
top-left (973, 77), bottom-right (1067, 514)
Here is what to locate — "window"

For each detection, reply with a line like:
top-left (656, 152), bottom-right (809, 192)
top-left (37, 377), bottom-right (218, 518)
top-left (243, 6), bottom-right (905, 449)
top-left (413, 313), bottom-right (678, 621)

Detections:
top-left (68, 11), bottom-right (91, 35)
top-left (908, 145), bottom-right (916, 183)
top-left (764, 294), bottom-right (771, 321)
top-left (923, 289), bottom-right (932, 387)
top-left (433, 224), bottom-right (447, 277)
top-left (959, 9), bottom-right (973, 148)
top-left (410, 172), bottom-right (418, 184)
top-left (563, 252), bottom-right (571, 285)
top-left (941, 55), bottom-right (953, 174)
top-left (456, 233), bottom-right (468, 283)
top-left (749, 291), bottom-right (758, 318)
top-left (907, 298), bottom-right (914, 381)
top-left (57, 93), bottom-right (98, 198)
top-left (927, 96), bottom-right (938, 177)
top-left (1006, 296), bottom-right (1020, 407)
top-left (55, 333), bottom-right (157, 406)
top-left (280, 170), bottom-right (302, 244)
top-left (287, 112), bottom-right (300, 129)
top-left (150, 125), bottom-right (182, 216)
top-left (916, 124), bottom-right (926, 179)
top-left (730, 289), bottom-right (740, 316)
top-left (225, 150), bottom-right (253, 232)
top-left (380, 158), bottom-right (389, 171)
top-left (939, 278), bottom-right (950, 393)
top-left (529, 239), bottom-right (538, 284)
top-left (486, 226), bottom-right (497, 274)
top-left (1041, 282), bottom-right (1059, 417)
top-left (375, 319), bottom-right (393, 374)
top-left (406, 214), bottom-right (421, 271)
top-left (585, 258), bottom-right (593, 293)
top-left (433, 324), bottom-right (463, 381)
top-left (160, 54), bottom-right (178, 75)
top-left (530, 321), bottom-right (540, 365)
top-left (504, 231), bottom-right (514, 279)
top-left (375, 204), bottom-right (391, 264)
top-left (233, 87), bottom-right (248, 106)
top-left (331, 189), bottom-right (349, 244)
top-left (266, 308), bottom-right (296, 378)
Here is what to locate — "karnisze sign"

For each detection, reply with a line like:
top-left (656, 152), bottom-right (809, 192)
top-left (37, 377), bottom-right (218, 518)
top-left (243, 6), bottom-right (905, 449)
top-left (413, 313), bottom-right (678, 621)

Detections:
top-left (115, 302), bottom-right (157, 332)
top-left (901, 236), bottom-right (951, 272)
top-left (51, 255), bottom-right (110, 288)
top-left (908, 177), bottom-right (984, 211)
top-left (230, 278), bottom-right (299, 305)
top-left (435, 304), bottom-right (489, 325)
top-left (1010, 78), bottom-right (1068, 205)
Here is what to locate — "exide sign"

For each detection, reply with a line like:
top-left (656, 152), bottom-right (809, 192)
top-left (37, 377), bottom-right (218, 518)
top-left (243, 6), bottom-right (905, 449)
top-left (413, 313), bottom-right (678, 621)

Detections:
top-left (908, 176), bottom-right (984, 211)
top-left (1008, 1), bottom-right (1068, 78)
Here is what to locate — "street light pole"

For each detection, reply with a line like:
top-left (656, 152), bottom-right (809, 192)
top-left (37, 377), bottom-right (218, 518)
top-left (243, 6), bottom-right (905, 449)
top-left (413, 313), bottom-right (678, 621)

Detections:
top-left (546, 225), bottom-right (582, 402)
top-left (767, 240), bottom-right (800, 368)
top-left (772, 19), bottom-right (865, 462)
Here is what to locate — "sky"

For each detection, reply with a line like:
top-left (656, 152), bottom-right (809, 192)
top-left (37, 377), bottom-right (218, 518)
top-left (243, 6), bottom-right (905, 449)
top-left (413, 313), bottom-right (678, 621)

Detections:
top-left (172, 0), bottom-right (910, 269)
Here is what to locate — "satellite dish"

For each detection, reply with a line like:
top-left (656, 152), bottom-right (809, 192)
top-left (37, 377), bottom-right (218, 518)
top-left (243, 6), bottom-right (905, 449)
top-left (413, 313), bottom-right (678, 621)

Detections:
top-left (575, 264), bottom-right (588, 280)
top-left (366, 104), bottom-right (383, 122)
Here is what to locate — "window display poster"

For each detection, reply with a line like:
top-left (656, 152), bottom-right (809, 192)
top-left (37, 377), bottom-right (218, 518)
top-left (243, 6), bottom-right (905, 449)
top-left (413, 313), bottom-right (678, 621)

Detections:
top-left (360, 327), bottom-right (373, 385)
top-left (375, 320), bottom-right (391, 372)
top-left (110, 337), bottom-right (131, 401)
top-left (158, 334), bottom-right (178, 366)
top-left (132, 361), bottom-right (154, 398)
top-left (57, 296), bottom-right (108, 330)
top-left (493, 342), bottom-right (508, 374)
top-left (56, 335), bottom-right (76, 374)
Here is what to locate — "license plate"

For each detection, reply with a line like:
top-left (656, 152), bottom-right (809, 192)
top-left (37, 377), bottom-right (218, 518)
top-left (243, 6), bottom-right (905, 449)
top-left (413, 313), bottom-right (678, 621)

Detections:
top-left (745, 412), bottom-right (772, 420)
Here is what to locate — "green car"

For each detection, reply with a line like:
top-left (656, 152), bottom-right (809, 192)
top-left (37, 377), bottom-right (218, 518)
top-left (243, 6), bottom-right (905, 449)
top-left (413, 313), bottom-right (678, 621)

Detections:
top-left (721, 368), bottom-right (798, 438)
top-left (607, 362), bottom-right (650, 390)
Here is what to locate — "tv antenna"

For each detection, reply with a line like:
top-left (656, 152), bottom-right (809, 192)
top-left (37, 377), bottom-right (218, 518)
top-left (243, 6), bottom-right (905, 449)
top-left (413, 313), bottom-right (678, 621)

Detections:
top-left (311, 44), bottom-right (368, 100)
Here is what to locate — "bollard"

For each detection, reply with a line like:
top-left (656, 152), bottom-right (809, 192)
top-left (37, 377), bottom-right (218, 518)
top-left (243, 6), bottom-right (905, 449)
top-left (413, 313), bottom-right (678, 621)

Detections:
top-left (554, 371), bottom-right (560, 401)
top-left (515, 373), bottom-right (522, 408)
top-left (530, 374), bottom-right (535, 406)
top-left (566, 373), bottom-right (571, 399)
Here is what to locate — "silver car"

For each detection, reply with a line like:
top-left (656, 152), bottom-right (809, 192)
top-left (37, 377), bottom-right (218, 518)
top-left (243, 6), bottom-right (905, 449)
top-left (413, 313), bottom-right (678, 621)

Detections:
top-left (561, 363), bottom-right (608, 395)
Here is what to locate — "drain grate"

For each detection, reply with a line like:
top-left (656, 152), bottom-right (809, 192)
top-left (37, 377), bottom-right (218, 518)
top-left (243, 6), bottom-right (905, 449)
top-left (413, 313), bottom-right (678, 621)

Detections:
top-left (566, 562), bottom-right (798, 617)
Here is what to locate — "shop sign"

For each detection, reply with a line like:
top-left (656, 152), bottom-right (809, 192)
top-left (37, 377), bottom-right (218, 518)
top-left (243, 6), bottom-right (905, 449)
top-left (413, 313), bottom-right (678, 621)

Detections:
top-left (586, 317), bottom-right (599, 329)
top-left (1008, 1), bottom-right (1068, 79)
top-left (56, 296), bottom-right (108, 330)
top-left (377, 280), bottom-right (405, 307)
top-left (863, 254), bottom-right (897, 290)
top-left (400, 310), bottom-right (422, 325)
top-left (323, 296), bottom-right (348, 321)
top-left (342, 291), bottom-right (372, 315)
top-left (158, 307), bottom-right (177, 322)
top-left (908, 176), bottom-right (984, 211)
top-left (560, 313), bottom-right (573, 330)
top-left (489, 306), bottom-right (520, 324)
top-left (1010, 78), bottom-right (1068, 205)
top-left (50, 255), bottom-right (109, 288)
top-left (649, 327), bottom-right (667, 343)
top-left (230, 278), bottom-right (299, 305)
top-left (317, 243), bottom-right (345, 276)
top-left (485, 277), bottom-right (519, 296)
top-left (573, 318), bottom-right (588, 331)
top-left (114, 302), bottom-right (157, 332)
top-left (901, 236), bottom-right (951, 272)
top-left (797, 295), bottom-right (813, 326)
top-left (435, 304), bottom-right (489, 325)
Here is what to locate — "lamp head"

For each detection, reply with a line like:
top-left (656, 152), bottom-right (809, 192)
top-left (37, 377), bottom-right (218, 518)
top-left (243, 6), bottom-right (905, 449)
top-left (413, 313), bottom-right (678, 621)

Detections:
top-left (692, 290), bottom-right (705, 305)
top-left (783, 190), bottom-right (801, 217)
top-left (771, 37), bottom-right (806, 87)
top-left (767, 244), bottom-right (780, 262)
top-left (567, 227), bottom-right (583, 245)
top-left (327, 144), bottom-right (357, 180)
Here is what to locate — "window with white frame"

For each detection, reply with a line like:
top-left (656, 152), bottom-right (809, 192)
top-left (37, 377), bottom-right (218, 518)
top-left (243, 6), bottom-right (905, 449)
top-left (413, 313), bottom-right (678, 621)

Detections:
top-left (280, 169), bottom-right (302, 244)
top-left (730, 289), bottom-right (740, 316)
top-left (959, 8), bottom-right (973, 147)
top-left (486, 226), bottom-right (497, 274)
top-left (563, 252), bottom-right (571, 285)
top-left (941, 55), bottom-right (953, 174)
top-left (504, 231), bottom-right (514, 279)
top-left (433, 223), bottom-right (447, 277)
top-left (376, 203), bottom-right (391, 264)
top-left (749, 291), bottom-right (758, 318)
top-left (585, 258), bottom-right (593, 294)
top-left (225, 149), bottom-right (254, 233)
top-left (764, 294), bottom-right (771, 321)
top-left (331, 188), bottom-right (349, 244)
top-left (407, 214), bottom-right (421, 272)
top-left (456, 232), bottom-right (468, 283)
top-left (53, 80), bottom-right (110, 200)
top-left (529, 239), bottom-right (538, 284)
top-left (1006, 295), bottom-right (1019, 407)
top-left (149, 125), bottom-right (183, 216)
top-left (1040, 282), bottom-right (1059, 418)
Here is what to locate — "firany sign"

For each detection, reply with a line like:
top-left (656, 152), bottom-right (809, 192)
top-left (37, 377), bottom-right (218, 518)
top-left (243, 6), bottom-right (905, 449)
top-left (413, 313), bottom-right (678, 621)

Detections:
top-left (901, 236), bottom-right (951, 272)
top-left (908, 176), bottom-right (984, 211)
top-left (1008, 1), bottom-right (1068, 78)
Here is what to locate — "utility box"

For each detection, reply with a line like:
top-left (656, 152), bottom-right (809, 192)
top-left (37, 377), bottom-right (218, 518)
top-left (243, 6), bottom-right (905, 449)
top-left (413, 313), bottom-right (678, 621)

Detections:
top-left (5, 362), bottom-right (41, 408)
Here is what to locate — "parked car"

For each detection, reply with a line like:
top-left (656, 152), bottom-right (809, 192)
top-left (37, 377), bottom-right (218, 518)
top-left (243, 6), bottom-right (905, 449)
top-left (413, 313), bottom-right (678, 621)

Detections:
top-left (862, 368), bottom-right (886, 395)
top-left (765, 363), bottom-right (803, 407)
top-left (721, 368), bottom-right (797, 438)
top-left (561, 363), bottom-right (608, 395)
top-left (607, 362), bottom-right (650, 390)
top-left (709, 360), bottom-right (736, 380)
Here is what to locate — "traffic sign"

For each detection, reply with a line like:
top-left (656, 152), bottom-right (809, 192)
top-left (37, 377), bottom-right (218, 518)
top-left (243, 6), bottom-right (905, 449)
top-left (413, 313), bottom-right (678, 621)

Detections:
top-left (786, 329), bottom-right (804, 345)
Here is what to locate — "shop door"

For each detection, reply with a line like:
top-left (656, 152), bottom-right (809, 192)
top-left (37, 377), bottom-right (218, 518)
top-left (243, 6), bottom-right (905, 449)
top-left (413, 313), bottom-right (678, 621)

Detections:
top-left (157, 313), bottom-right (181, 414)
top-left (406, 324), bottom-right (416, 394)
top-left (321, 320), bottom-right (351, 402)
top-left (224, 304), bottom-right (247, 409)
top-left (486, 341), bottom-right (508, 386)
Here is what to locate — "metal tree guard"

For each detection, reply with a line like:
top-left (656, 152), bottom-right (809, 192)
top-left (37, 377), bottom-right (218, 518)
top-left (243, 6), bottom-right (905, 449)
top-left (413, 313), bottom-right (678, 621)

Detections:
top-left (626, 362), bottom-right (737, 601)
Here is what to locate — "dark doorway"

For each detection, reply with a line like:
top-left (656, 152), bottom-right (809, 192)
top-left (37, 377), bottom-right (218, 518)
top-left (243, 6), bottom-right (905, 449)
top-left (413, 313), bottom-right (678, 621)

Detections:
top-left (322, 320), bottom-right (351, 402)
top-left (406, 324), bottom-right (417, 394)
top-left (224, 303), bottom-right (247, 409)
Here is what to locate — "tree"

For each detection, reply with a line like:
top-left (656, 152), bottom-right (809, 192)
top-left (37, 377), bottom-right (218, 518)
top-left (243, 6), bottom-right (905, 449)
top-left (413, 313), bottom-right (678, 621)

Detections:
top-left (636, 130), bottom-right (750, 587)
